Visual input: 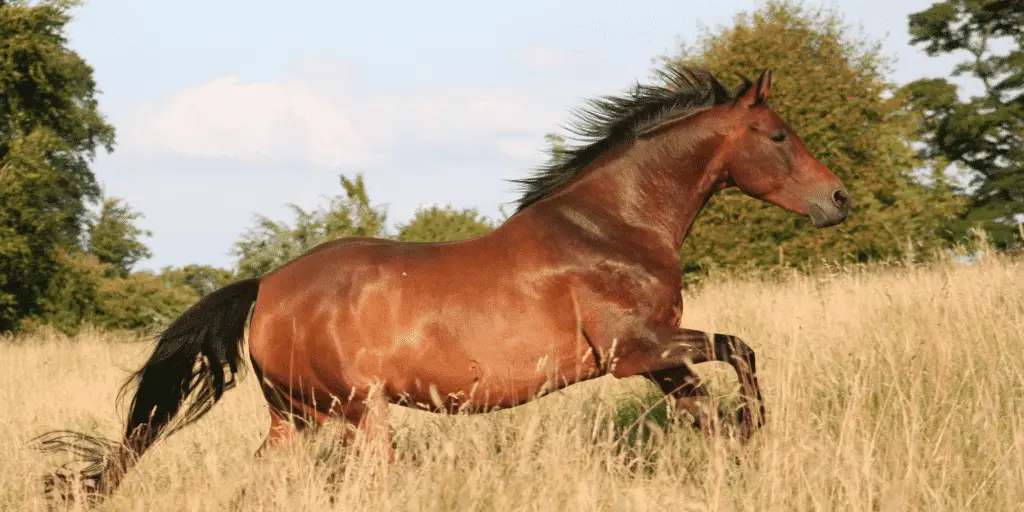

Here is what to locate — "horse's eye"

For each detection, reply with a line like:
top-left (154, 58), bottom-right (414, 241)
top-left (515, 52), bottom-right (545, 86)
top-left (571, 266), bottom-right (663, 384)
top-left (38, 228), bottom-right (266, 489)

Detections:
top-left (770, 130), bottom-right (787, 143)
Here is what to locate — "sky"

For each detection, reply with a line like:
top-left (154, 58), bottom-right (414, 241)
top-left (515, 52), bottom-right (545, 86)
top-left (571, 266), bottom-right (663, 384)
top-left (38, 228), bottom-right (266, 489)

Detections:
top-left (62, 0), bottom-right (973, 271)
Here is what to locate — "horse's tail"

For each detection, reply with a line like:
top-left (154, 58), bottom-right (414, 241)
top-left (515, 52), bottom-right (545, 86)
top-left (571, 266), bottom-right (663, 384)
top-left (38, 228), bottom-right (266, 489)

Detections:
top-left (34, 277), bottom-right (262, 505)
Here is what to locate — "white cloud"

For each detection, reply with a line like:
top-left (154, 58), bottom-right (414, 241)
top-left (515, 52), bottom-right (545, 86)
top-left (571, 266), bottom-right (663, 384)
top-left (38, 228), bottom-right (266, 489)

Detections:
top-left (127, 75), bottom-right (371, 168)
top-left (122, 62), bottom-right (558, 169)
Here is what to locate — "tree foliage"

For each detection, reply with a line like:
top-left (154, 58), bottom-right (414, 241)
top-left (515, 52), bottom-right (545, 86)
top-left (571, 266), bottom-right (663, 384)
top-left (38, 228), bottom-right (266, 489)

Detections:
top-left (901, 0), bottom-right (1023, 248)
top-left (396, 205), bottom-right (494, 243)
top-left (17, 250), bottom-right (198, 334)
top-left (86, 197), bottom-right (153, 278)
top-left (0, 0), bottom-right (116, 331)
top-left (88, 270), bottom-right (198, 332)
top-left (232, 173), bottom-right (388, 278)
top-left (1, 131), bottom-right (68, 329)
top-left (654, 0), bottom-right (963, 276)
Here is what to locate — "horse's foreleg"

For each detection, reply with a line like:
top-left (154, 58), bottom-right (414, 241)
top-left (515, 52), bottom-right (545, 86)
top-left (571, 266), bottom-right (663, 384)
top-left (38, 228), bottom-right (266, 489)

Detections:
top-left (642, 366), bottom-right (720, 435)
top-left (708, 333), bottom-right (766, 438)
top-left (611, 328), bottom-right (766, 440)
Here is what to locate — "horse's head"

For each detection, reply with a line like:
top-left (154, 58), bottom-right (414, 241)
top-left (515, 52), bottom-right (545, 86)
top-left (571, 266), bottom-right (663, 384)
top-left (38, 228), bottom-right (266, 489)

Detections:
top-left (718, 70), bottom-right (851, 228)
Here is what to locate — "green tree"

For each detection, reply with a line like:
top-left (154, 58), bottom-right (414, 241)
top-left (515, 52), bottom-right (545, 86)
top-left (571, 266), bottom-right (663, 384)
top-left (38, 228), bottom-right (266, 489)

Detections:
top-left (1, 131), bottom-right (67, 330)
top-left (28, 249), bottom-right (105, 334)
top-left (901, 0), bottom-right (1023, 248)
top-left (90, 270), bottom-right (198, 332)
top-left (22, 251), bottom-right (196, 334)
top-left (232, 173), bottom-right (388, 278)
top-left (396, 204), bottom-right (494, 243)
top-left (86, 197), bottom-right (152, 278)
top-left (0, 0), bottom-right (116, 332)
top-left (654, 0), bottom-right (963, 276)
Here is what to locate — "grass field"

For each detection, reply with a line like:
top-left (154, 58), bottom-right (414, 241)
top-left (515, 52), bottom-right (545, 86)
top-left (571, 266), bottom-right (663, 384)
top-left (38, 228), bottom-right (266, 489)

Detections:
top-left (2, 254), bottom-right (1022, 511)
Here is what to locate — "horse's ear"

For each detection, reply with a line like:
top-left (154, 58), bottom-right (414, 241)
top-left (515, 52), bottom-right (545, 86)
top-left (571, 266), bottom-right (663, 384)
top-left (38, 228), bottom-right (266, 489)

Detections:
top-left (756, 69), bottom-right (772, 103)
top-left (736, 69), bottom-right (771, 108)
top-left (735, 72), bottom-right (757, 108)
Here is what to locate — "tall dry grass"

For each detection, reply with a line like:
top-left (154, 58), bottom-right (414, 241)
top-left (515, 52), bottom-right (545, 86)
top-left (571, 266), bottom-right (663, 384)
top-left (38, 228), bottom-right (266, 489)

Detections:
top-left (2, 254), bottom-right (1022, 511)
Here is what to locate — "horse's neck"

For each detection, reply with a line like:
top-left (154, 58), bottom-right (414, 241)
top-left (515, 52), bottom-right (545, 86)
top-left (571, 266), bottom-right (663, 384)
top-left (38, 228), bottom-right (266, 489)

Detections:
top-left (536, 136), bottom-right (724, 254)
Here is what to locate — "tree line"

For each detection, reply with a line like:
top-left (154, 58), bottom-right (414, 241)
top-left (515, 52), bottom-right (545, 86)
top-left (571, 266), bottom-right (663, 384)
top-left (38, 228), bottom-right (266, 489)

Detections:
top-left (1, 0), bottom-right (1021, 334)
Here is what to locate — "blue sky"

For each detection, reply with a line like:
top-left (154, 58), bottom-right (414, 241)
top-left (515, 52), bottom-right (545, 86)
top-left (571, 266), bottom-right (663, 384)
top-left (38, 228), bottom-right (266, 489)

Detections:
top-left (64, 0), bottom-right (971, 271)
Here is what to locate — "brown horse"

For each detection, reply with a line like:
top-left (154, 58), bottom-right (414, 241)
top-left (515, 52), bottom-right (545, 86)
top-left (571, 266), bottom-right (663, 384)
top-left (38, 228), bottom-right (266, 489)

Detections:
top-left (35, 66), bottom-right (850, 504)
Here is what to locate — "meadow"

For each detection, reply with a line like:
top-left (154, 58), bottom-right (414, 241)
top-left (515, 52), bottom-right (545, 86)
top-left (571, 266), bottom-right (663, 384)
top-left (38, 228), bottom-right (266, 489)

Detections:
top-left (2, 252), bottom-right (1022, 511)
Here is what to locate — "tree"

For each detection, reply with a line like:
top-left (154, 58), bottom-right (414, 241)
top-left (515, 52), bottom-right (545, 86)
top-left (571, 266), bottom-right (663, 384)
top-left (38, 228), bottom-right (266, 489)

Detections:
top-left (1, 131), bottom-right (68, 330)
top-left (651, 0), bottom-right (963, 276)
top-left (28, 249), bottom-right (105, 334)
top-left (901, 0), bottom-right (1023, 249)
top-left (0, 0), bottom-right (116, 332)
top-left (23, 251), bottom-right (197, 334)
top-left (90, 270), bottom-right (198, 332)
top-left (232, 173), bottom-right (388, 278)
top-left (396, 205), bottom-right (494, 243)
top-left (86, 197), bottom-right (152, 278)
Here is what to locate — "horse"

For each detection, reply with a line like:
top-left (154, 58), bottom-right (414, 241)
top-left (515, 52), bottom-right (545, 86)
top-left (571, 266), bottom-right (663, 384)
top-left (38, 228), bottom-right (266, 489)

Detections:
top-left (34, 66), bottom-right (851, 505)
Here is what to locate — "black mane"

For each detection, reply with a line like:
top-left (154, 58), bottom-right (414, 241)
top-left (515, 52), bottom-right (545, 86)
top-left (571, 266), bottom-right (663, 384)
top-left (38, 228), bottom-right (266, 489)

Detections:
top-left (512, 65), bottom-right (753, 212)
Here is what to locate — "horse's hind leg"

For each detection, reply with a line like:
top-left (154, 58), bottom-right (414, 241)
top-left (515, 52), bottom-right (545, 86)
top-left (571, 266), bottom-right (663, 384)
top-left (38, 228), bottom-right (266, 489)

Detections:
top-left (255, 409), bottom-right (316, 457)
top-left (342, 385), bottom-right (395, 463)
top-left (643, 366), bottom-right (721, 435)
top-left (251, 359), bottom-right (323, 457)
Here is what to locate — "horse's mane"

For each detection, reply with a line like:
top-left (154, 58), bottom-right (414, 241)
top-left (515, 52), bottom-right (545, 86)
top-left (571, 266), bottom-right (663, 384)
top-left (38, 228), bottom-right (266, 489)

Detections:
top-left (512, 65), bottom-right (754, 212)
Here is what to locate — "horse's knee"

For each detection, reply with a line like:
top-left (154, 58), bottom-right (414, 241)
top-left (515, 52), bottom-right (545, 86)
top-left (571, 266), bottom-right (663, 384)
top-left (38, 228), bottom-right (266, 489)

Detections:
top-left (712, 334), bottom-right (755, 368)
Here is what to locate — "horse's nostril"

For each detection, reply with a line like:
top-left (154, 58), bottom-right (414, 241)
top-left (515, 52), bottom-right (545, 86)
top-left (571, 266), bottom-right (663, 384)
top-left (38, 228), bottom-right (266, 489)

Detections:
top-left (832, 189), bottom-right (849, 208)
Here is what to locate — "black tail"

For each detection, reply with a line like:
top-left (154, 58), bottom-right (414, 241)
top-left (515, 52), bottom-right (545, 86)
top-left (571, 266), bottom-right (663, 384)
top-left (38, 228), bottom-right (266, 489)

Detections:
top-left (33, 277), bottom-right (261, 505)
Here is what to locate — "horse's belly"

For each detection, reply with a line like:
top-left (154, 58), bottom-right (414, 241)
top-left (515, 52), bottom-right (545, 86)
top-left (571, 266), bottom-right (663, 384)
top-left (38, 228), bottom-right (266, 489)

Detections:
top-left (379, 329), bottom-right (598, 412)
